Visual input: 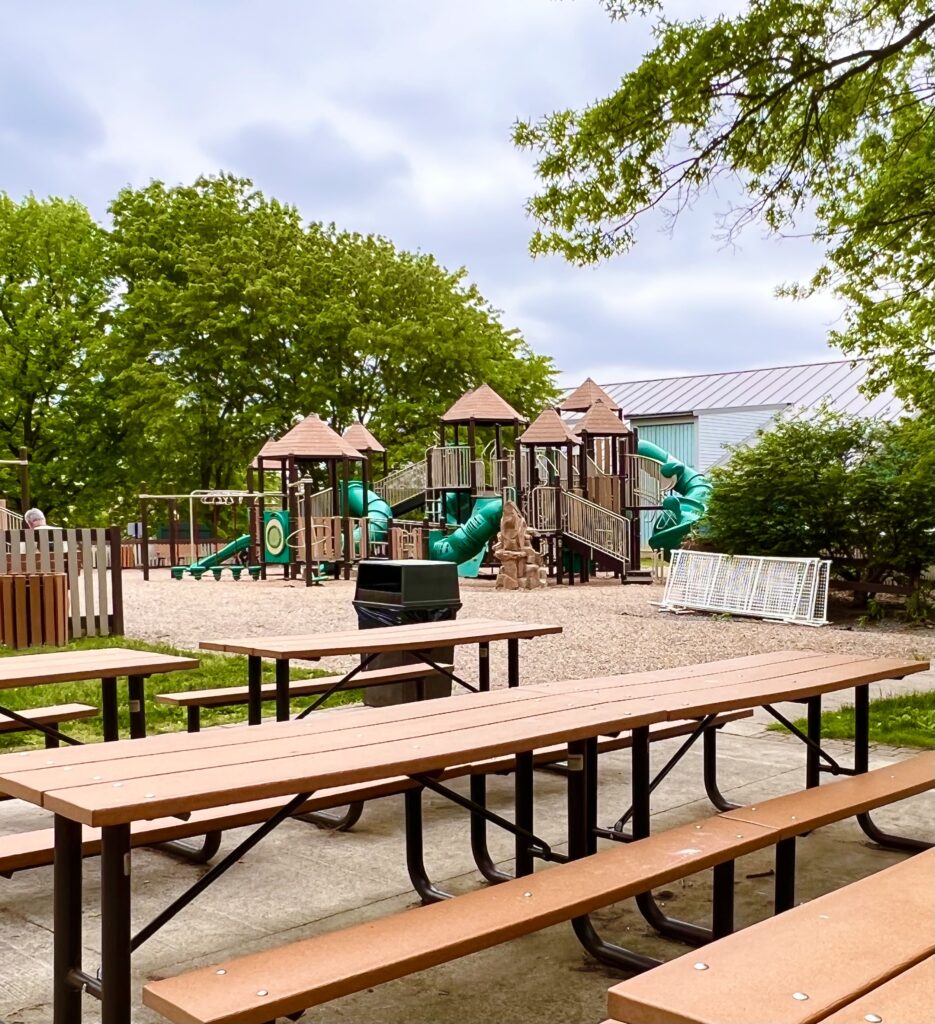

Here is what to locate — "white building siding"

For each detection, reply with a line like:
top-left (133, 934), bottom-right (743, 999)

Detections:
top-left (696, 408), bottom-right (779, 469)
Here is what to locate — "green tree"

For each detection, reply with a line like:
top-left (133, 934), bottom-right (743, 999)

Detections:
top-left (293, 226), bottom-right (557, 466)
top-left (108, 174), bottom-right (308, 494)
top-left (514, 1), bottom-right (935, 414)
top-left (0, 193), bottom-right (116, 523)
top-left (703, 411), bottom-right (935, 609)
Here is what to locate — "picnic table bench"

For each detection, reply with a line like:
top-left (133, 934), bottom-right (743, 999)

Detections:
top-left (0, 647), bottom-right (198, 744)
top-left (605, 848), bottom-right (934, 1024)
top-left (0, 649), bottom-right (928, 1024)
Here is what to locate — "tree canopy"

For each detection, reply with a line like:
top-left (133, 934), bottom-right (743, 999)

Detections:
top-left (514, 1), bottom-right (935, 414)
top-left (0, 177), bottom-right (556, 523)
top-left (0, 194), bottom-right (118, 522)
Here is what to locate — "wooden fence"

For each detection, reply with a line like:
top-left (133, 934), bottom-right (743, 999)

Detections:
top-left (0, 527), bottom-right (124, 639)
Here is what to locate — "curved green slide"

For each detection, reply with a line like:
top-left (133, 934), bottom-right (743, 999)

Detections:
top-left (636, 439), bottom-right (712, 550)
top-left (344, 481), bottom-right (502, 569)
top-left (189, 533), bottom-right (250, 570)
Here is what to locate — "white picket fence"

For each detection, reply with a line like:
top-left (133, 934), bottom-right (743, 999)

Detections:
top-left (660, 550), bottom-right (830, 626)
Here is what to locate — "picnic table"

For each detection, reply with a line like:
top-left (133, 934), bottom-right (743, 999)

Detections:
top-left (0, 647), bottom-right (198, 743)
top-left (199, 618), bottom-right (563, 724)
top-left (0, 648), bottom-right (927, 1024)
top-left (605, 849), bottom-right (935, 1024)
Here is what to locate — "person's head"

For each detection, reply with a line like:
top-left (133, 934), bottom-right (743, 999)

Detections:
top-left (24, 508), bottom-right (47, 529)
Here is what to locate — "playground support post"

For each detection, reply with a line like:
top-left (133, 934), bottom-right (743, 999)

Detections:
top-left (18, 448), bottom-right (29, 510)
top-left (140, 493), bottom-right (150, 581)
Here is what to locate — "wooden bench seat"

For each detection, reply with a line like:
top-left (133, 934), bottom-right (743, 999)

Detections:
top-left (0, 711), bottom-right (751, 876)
top-left (0, 703), bottom-right (98, 746)
top-left (154, 662), bottom-right (456, 730)
top-left (605, 849), bottom-right (935, 1024)
top-left (142, 753), bottom-right (934, 1024)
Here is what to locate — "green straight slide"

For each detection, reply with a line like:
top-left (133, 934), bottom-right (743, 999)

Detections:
top-left (636, 439), bottom-right (711, 550)
top-left (344, 481), bottom-right (502, 567)
top-left (188, 533), bottom-right (251, 570)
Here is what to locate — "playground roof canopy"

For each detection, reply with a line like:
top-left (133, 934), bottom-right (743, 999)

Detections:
top-left (559, 377), bottom-right (620, 413)
top-left (254, 413), bottom-right (364, 465)
top-left (343, 422), bottom-right (386, 454)
top-left (574, 399), bottom-right (629, 436)
top-left (519, 408), bottom-right (580, 446)
top-left (440, 384), bottom-right (526, 424)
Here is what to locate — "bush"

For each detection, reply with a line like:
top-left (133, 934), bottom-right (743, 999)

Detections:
top-left (702, 411), bottom-right (935, 614)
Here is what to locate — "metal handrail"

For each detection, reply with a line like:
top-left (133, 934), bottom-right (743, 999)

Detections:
top-left (374, 459), bottom-right (427, 508)
top-left (428, 446), bottom-right (472, 489)
top-left (562, 491), bottom-right (630, 564)
top-left (526, 486), bottom-right (561, 533)
top-left (625, 454), bottom-right (675, 507)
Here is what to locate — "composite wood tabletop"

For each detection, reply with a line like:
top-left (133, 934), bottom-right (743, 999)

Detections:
top-left (0, 649), bottom-right (925, 828)
top-left (198, 618), bottom-right (563, 659)
top-left (0, 647), bottom-right (199, 689)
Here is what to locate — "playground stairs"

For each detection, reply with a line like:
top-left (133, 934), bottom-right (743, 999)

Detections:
top-left (561, 491), bottom-right (631, 574)
top-left (374, 460), bottom-right (427, 515)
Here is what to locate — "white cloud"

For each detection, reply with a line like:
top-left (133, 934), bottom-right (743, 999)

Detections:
top-left (0, 0), bottom-right (845, 385)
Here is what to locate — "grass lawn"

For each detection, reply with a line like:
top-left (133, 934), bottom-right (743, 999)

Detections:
top-left (0, 636), bottom-right (357, 750)
top-left (771, 691), bottom-right (934, 749)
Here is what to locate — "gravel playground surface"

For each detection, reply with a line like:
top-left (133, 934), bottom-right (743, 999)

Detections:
top-left (125, 570), bottom-right (934, 687)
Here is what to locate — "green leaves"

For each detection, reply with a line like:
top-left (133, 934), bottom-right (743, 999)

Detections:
top-left (703, 410), bottom-right (935, 610)
top-left (1, 175), bottom-right (557, 522)
top-left (515, 1), bottom-right (935, 413)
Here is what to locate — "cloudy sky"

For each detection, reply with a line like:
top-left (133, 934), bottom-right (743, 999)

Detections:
top-left (0, 0), bottom-right (844, 387)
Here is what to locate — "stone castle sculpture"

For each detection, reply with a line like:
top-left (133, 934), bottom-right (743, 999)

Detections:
top-left (493, 500), bottom-right (546, 590)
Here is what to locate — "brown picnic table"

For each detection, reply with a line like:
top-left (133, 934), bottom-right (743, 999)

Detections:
top-left (605, 848), bottom-right (935, 1024)
top-left (0, 647), bottom-right (198, 744)
top-left (0, 648), bottom-right (927, 1024)
top-left (199, 617), bottom-right (563, 724)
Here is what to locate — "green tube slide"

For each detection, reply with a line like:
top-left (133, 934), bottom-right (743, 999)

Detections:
top-left (343, 481), bottom-right (502, 568)
top-left (636, 439), bottom-right (712, 551)
top-left (189, 533), bottom-right (250, 570)
top-left (431, 495), bottom-right (502, 565)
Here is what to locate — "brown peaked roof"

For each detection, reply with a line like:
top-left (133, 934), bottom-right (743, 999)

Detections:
top-left (559, 377), bottom-right (620, 412)
top-left (440, 384), bottom-right (526, 424)
top-left (574, 399), bottom-right (629, 436)
top-left (519, 408), bottom-right (580, 446)
top-left (343, 422), bottom-right (386, 454)
top-left (254, 413), bottom-right (364, 464)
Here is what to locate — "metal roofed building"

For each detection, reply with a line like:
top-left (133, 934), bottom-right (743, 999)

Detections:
top-left (590, 358), bottom-right (905, 471)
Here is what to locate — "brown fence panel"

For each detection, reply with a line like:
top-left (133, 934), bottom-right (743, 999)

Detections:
top-left (0, 528), bottom-right (123, 640)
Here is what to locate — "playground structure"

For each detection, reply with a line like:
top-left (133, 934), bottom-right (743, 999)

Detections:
top-left (140, 379), bottom-right (712, 585)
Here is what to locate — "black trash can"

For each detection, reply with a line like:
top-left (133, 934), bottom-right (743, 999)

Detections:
top-left (354, 560), bottom-right (461, 707)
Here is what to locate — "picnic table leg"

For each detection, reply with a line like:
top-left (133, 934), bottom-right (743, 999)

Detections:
top-left (101, 677), bottom-right (119, 742)
top-left (631, 726), bottom-right (711, 946)
top-left (852, 683), bottom-right (933, 852)
top-left (403, 787), bottom-right (453, 903)
top-left (478, 642), bottom-right (490, 691)
top-left (469, 774), bottom-right (512, 883)
top-left (566, 737), bottom-right (659, 972)
top-left (805, 695), bottom-right (822, 789)
top-left (514, 751), bottom-right (535, 876)
top-left (702, 726), bottom-right (741, 811)
top-left (275, 659), bottom-right (290, 721)
top-left (100, 823), bottom-right (132, 1024)
top-left (247, 655), bottom-right (263, 725)
top-left (53, 815), bottom-right (83, 1024)
top-left (507, 638), bottom-right (519, 687)
top-left (127, 676), bottom-right (147, 739)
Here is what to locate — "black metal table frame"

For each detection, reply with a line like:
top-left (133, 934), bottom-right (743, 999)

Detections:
top-left (48, 675), bottom-right (930, 1023)
top-left (0, 674), bottom-right (150, 749)
top-left (244, 637), bottom-right (519, 830)
top-left (243, 636), bottom-right (522, 724)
